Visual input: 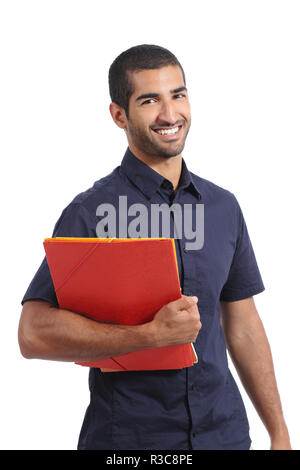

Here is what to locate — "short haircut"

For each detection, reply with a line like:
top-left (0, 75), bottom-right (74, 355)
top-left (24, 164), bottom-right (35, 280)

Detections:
top-left (108, 44), bottom-right (186, 118)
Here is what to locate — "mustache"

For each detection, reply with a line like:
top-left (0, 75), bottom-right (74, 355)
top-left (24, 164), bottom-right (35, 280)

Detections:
top-left (150, 120), bottom-right (186, 130)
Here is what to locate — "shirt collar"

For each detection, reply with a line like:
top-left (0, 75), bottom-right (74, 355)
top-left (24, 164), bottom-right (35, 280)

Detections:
top-left (120, 147), bottom-right (202, 200)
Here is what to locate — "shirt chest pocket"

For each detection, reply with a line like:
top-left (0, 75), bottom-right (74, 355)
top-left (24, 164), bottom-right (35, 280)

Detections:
top-left (191, 247), bottom-right (233, 304)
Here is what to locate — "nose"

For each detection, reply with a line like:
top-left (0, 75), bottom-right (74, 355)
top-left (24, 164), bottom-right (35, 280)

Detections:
top-left (157, 100), bottom-right (177, 125)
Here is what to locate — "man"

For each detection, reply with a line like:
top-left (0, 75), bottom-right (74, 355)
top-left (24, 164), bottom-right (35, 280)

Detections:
top-left (18, 44), bottom-right (291, 450)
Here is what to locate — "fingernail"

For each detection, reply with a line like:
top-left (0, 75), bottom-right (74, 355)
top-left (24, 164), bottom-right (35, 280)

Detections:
top-left (192, 296), bottom-right (198, 302)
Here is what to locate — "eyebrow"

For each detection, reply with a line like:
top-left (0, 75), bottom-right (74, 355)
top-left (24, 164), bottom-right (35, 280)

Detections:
top-left (135, 86), bottom-right (187, 102)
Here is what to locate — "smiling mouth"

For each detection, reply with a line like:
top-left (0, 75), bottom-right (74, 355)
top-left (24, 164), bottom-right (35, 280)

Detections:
top-left (152, 125), bottom-right (182, 139)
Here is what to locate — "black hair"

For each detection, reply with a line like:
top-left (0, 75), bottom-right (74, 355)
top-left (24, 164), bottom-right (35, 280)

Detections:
top-left (108, 44), bottom-right (186, 118)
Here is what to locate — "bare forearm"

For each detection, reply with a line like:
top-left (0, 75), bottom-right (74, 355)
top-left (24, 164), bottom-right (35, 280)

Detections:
top-left (18, 300), bottom-right (153, 362)
top-left (225, 316), bottom-right (289, 441)
top-left (19, 295), bottom-right (201, 365)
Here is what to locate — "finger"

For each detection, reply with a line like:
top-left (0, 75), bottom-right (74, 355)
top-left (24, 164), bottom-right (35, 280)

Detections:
top-left (173, 295), bottom-right (198, 311)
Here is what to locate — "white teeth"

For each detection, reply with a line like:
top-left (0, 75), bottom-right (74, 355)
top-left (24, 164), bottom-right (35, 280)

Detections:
top-left (156, 126), bottom-right (179, 135)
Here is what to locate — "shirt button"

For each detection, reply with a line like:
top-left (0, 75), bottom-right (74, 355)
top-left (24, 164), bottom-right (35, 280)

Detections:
top-left (191, 384), bottom-right (196, 391)
top-left (192, 432), bottom-right (197, 438)
top-left (162, 180), bottom-right (173, 190)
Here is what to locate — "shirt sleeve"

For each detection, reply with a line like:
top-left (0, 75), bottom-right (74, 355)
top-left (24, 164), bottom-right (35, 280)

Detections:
top-left (21, 203), bottom-right (97, 307)
top-left (219, 195), bottom-right (265, 302)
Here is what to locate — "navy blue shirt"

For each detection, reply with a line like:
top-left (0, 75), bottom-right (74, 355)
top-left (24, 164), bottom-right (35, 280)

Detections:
top-left (22, 147), bottom-right (265, 450)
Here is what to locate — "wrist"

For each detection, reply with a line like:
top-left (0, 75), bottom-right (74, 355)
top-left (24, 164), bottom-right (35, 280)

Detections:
top-left (270, 434), bottom-right (292, 450)
top-left (136, 321), bottom-right (160, 349)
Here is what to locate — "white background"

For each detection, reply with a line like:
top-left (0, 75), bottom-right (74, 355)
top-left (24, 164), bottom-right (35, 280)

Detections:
top-left (0, 0), bottom-right (299, 450)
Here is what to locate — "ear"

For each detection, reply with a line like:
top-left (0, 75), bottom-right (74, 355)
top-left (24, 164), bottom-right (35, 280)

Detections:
top-left (109, 102), bottom-right (128, 129)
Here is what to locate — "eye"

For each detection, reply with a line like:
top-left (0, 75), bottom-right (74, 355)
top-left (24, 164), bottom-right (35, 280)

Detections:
top-left (141, 98), bottom-right (157, 105)
top-left (174, 93), bottom-right (186, 99)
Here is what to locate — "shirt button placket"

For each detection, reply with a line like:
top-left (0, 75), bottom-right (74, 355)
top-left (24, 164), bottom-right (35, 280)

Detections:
top-left (181, 240), bottom-right (199, 297)
top-left (187, 373), bottom-right (201, 449)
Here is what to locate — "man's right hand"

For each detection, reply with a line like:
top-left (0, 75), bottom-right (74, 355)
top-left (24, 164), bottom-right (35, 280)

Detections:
top-left (150, 295), bottom-right (202, 348)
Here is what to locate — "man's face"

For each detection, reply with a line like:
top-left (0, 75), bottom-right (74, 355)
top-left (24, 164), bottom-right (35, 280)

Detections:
top-left (125, 65), bottom-right (191, 159)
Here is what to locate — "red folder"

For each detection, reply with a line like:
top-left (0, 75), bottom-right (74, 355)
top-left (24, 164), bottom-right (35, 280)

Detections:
top-left (43, 237), bottom-right (198, 371)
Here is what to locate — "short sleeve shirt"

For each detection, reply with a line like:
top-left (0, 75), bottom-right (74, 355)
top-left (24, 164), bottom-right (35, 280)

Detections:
top-left (22, 147), bottom-right (265, 450)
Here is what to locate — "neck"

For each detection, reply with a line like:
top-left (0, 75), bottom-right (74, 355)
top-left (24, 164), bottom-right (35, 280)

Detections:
top-left (128, 143), bottom-right (182, 193)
